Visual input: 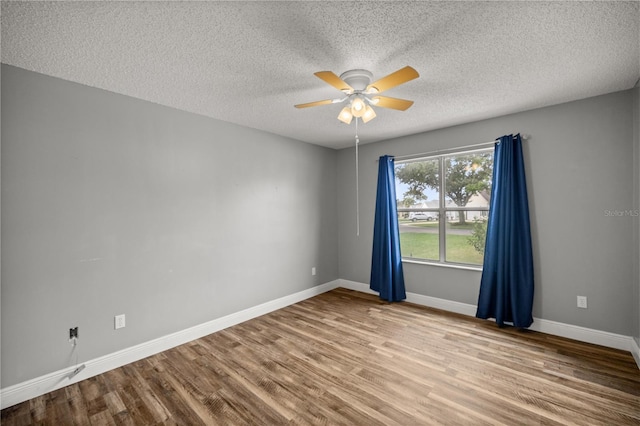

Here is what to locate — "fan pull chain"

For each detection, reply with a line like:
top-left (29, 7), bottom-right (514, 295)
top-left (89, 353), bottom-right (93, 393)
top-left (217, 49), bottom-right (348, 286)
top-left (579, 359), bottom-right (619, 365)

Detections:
top-left (355, 118), bottom-right (360, 237)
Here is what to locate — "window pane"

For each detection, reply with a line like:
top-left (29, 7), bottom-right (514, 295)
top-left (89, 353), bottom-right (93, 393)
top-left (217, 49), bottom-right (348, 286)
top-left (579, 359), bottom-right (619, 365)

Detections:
top-left (395, 159), bottom-right (440, 261)
top-left (399, 214), bottom-right (439, 261)
top-left (395, 159), bottom-right (440, 210)
top-left (445, 215), bottom-right (487, 265)
top-left (444, 151), bottom-right (493, 223)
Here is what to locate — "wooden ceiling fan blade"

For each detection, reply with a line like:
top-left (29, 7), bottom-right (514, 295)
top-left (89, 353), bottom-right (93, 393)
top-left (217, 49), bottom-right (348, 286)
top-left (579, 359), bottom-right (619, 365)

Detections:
top-left (294, 99), bottom-right (334, 109)
top-left (314, 71), bottom-right (354, 93)
top-left (366, 66), bottom-right (419, 94)
top-left (372, 96), bottom-right (414, 111)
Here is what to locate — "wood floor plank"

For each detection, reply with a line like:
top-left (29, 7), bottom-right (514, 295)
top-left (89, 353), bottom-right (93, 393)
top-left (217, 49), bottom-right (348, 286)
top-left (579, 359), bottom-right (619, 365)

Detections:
top-left (65, 384), bottom-right (92, 425)
top-left (2, 288), bottom-right (639, 425)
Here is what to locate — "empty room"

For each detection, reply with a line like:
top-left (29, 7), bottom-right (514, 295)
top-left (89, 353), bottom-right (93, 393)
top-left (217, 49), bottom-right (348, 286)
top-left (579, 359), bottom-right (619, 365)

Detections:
top-left (1, 1), bottom-right (639, 425)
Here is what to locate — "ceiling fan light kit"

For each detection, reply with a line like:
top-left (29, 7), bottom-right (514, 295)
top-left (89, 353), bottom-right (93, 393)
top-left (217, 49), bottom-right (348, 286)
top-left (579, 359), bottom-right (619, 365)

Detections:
top-left (295, 66), bottom-right (419, 125)
top-left (361, 105), bottom-right (376, 123)
top-left (338, 106), bottom-right (353, 124)
top-left (350, 96), bottom-right (366, 117)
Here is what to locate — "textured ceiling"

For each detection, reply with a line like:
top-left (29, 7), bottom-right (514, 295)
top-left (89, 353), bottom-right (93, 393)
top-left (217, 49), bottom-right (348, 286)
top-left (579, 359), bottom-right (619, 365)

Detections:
top-left (2, 1), bottom-right (639, 149)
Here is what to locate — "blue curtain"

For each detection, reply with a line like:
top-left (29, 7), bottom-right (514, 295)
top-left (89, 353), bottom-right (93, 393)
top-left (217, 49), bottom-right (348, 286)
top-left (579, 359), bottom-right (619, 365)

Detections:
top-left (476, 134), bottom-right (534, 327)
top-left (370, 156), bottom-right (406, 302)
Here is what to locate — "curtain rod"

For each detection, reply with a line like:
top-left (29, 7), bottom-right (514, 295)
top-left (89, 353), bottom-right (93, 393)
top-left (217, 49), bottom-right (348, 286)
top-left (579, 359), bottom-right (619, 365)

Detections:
top-left (388, 133), bottom-right (529, 163)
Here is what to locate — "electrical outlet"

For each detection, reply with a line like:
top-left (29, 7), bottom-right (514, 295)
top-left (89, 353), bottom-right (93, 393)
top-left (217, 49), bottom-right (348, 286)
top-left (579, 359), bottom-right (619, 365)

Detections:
top-left (115, 314), bottom-right (126, 329)
top-left (311, 267), bottom-right (316, 276)
top-left (577, 296), bottom-right (588, 309)
top-left (69, 327), bottom-right (78, 339)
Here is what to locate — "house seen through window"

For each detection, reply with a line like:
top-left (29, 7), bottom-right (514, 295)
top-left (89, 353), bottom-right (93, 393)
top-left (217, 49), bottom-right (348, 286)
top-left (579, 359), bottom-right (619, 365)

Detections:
top-left (395, 148), bottom-right (494, 266)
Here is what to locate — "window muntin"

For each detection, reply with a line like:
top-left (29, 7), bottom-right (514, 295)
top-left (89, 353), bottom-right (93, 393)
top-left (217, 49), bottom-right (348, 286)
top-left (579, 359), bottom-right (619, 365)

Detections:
top-left (395, 149), bottom-right (493, 267)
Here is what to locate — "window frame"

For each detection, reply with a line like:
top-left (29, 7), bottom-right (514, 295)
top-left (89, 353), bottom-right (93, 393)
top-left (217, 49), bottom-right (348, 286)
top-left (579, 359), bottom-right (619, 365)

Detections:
top-left (395, 147), bottom-right (493, 268)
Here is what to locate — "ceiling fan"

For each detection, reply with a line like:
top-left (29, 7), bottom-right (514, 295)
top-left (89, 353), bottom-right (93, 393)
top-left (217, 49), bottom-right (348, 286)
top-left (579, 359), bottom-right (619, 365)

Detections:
top-left (295, 66), bottom-right (419, 124)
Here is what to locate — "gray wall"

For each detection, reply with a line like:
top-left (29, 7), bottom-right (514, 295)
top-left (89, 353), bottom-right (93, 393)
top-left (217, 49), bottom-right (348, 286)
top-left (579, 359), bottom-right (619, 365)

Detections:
top-left (633, 85), bottom-right (640, 347)
top-left (1, 64), bottom-right (338, 387)
top-left (338, 90), bottom-right (636, 336)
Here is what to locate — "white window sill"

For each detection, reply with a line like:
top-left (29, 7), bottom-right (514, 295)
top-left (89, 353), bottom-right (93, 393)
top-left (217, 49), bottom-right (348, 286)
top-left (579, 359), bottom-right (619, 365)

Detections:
top-left (401, 258), bottom-right (483, 272)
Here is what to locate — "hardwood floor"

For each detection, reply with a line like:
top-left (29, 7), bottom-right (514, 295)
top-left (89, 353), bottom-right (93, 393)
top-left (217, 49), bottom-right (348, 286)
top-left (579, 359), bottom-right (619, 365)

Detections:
top-left (2, 288), bottom-right (639, 425)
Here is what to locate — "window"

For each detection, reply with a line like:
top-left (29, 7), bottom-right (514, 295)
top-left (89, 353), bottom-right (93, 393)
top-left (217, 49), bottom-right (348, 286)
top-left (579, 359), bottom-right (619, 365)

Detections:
top-left (395, 148), bottom-right (493, 267)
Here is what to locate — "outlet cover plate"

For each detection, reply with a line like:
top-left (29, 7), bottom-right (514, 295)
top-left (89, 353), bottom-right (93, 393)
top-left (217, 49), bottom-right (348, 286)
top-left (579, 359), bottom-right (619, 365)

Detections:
top-left (577, 296), bottom-right (587, 309)
top-left (115, 314), bottom-right (126, 329)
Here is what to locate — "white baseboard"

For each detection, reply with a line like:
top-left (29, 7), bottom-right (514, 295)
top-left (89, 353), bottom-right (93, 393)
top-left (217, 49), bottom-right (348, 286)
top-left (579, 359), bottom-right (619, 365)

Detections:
top-left (339, 279), bottom-right (479, 316)
top-left (528, 317), bottom-right (634, 353)
top-left (0, 280), bottom-right (340, 410)
top-left (631, 338), bottom-right (640, 369)
top-left (338, 279), bottom-right (639, 368)
top-left (338, 279), bottom-right (378, 296)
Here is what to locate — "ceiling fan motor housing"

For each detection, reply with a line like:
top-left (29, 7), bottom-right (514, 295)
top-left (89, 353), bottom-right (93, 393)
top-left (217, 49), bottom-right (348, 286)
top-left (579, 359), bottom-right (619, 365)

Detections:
top-left (339, 69), bottom-right (373, 92)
